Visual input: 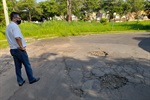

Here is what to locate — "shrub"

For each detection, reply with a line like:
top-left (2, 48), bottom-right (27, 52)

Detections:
top-left (100, 18), bottom-right (108, 25)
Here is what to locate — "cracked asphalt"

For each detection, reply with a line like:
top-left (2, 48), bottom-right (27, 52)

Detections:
top-left (0, 32), bottom-right (150, 100)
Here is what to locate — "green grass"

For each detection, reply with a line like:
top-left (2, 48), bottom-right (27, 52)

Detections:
top-left (0, 41), bottom-right (8, 49)
top-left (0, 20), bottom-right (150, 48)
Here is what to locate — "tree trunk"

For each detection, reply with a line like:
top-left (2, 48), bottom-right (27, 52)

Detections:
top-left (29, 11), bottom-right (32, 22)
top-left (67, 0), bottom-right (72, 22)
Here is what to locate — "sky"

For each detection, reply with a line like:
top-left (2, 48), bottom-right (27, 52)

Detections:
top-left (36, 0), bottom-right (46, 3)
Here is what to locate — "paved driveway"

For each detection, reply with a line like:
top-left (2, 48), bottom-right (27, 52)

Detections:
top-left (0, 32), bottom-right (150, 100)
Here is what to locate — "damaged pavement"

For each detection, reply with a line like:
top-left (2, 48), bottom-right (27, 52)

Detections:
top-left (0, 32), bottom-right (150, 100)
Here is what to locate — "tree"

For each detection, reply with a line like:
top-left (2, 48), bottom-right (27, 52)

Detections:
top-left (7, 0), bottom-right (18, 11)
top-left (67, 0), bottom-right (72, 22)
top-left (126, 0), bottom-right (145, 19)
top-left (121, 2), bottom-right (131, 16)
top-left (115, 1), bottom-right (131, 21)
top-left (56, 0), bottom-right (67, 19)
top-left (39, 0), bottom-right (59, 20)
top-left (0, 0), bottom-right (14, 26)
top-left (0, 0), bottom-right (5, 26)
top-left (71, 0), bottom-right (84, 19)
top-left (102, 0), bottom-right (132, 21)
top-left (144, 0), bottom-right (150, 19)
top-left (17, 0), bottom-right (39, 21)
top-left (82, 0), bottom-right (101, 20)
top-left (103, 0), bottom-right (118, 21)
top-left (1, 0), bottom-right (147, 23)
top-left (82, 0), bottom-right (101, 13)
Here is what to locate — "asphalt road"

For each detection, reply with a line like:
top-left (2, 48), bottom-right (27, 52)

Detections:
top-left (0, 32), bottom-right (150, 100)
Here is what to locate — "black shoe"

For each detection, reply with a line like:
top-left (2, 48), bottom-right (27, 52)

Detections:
top-left (29, 78), bottom-right (40, 84)
top-left (18, 80), bottom-right (25, 86)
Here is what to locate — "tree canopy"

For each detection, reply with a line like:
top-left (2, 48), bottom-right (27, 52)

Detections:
top-left (0, 0), bottom-right (149, 25)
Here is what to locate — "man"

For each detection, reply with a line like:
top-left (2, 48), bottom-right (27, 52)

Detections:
top-left (6, 12), bottom-right (40, 86)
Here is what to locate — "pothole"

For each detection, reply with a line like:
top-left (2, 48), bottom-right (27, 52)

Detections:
top-left (88, 50), bottom-right (108, 56)
top-left (99, 74), bottom-right (128, 89)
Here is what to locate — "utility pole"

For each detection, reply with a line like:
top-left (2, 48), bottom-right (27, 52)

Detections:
top-left (2, 0), bottom-right (9, 26)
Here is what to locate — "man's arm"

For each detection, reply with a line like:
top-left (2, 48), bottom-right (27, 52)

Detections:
top-left (15, 37), bottom-right (26, 51)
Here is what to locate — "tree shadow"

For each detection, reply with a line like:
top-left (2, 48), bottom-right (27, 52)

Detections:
top-left (133, 34), bottom-right (150, 53)
top-left (1, 51), bottom-right (150, 100)
top-left (32, 52), bottom-right (150, 100)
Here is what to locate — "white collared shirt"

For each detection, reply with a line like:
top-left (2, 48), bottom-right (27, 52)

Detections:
top-left (6, 22), bottom-right (26, 49)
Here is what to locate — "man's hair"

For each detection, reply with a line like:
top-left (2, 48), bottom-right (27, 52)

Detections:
top-left (10, 12), bottom-right (20, 20)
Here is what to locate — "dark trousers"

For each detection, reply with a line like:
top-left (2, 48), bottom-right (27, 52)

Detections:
top-left (10, 49), bottom-right (35, 84)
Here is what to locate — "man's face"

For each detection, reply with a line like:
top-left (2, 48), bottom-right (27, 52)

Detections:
top-left (13, 15), bottom-right (21, 24)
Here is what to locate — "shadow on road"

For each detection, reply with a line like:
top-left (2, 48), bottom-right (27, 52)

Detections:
top-left (28, 53), bottom-right (150, 100)
top-left (133, 34), bottom-right (150, 53)
top-left (1, 51), bottom-right (150, 100)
